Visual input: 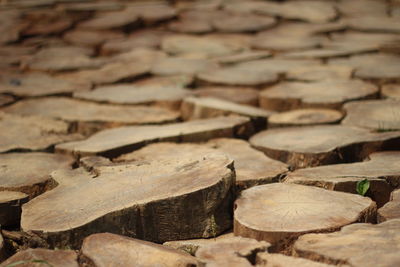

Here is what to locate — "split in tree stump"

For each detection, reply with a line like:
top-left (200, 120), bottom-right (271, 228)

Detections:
top-left (0, 191), bottom-right (29, 226)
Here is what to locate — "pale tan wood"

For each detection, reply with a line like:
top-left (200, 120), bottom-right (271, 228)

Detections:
top-left (58, 2), bottom-right (123, 11)
top-left (4, 97), bottom-right (180, 135)
top-left (286, 65), bottom-right (353, 82)
top-left (195, 236), bottom-right (270, 267)
top-left (0, 152), bottom-right (74, 198)
top-left (281, 48), bottom-right (363, 59)
top-left (378, 189), bottom-right (400, 222)
top-left (212, 12), bottom-right (276, 33)
top-left (0, 248), bottom-right (78, 267)
top-left (249, 125), bottom-right (400, 169)
top-left (293, 219), bottom-right (400, 267)
top-left (77, 8), bottom-right (140, 30)
top-left (151, 57), bottom-right (217, 76)
top-left (74, 84), bottom-right (191, 110)
top-left (63, 29), bottom-right (124, 47)
top-left (342, 99), bottom-right (400, 131)
top-left (0, 10), bottom-right (25, 44)
top-left (0, 95), bottom-right (14, 107)
top-left (252, 34), bottom-right (325, 51)
top-left (259, 80), bottom-right (378, 111)
top-left (0, 72), bottom-right (90, 97)
top-left (268, 109), bottom-right (343, 128)
top-left (346, 17), bottom-right (400, 34)
top-left (55, 116), bottom-right (252, 157)
top-left (21, 154), bottom-right (235, 248)
top-left (337, 0), bottom-right (387, 17)
top-left (0, 112), bottom-right (81, 153)
top-left (382, 84), bottom-right (400, 100)
top-left (284, 151), bottom-right (400, 207)
top-left (256, 253), bottom-right (336, 267)
top-left (135, 74), bottom-right (193, 88)
top-left (194, 86), bottom-right (259, 106)
top-left (181, 97), bottom-right (273, 127)
top-left (116, 139), bottom-right (288, 190)
top-left (234, 183), bottom-right (377, 252)
top-left (214, 51), bottom-right (271, 65)
top-left (81, 233), bottom-right (198, 267)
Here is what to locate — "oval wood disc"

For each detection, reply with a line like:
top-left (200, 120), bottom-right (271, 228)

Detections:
top-left (268, 109), bottom-right (343, 128)
top-left (381, 84), bottom-right (400, 100)
top-left (234, 183), bottom-right (376, 251)
top-left (378, 189), bottom-right (400, 223)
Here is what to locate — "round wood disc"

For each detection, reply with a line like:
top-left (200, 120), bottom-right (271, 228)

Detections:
top-left (1, 248), bottom-right (78, 267)
top-left (286, 65), bottom-right (353, 82)
top-left (212, 13), bottom-right (276, 33)
top-left (151, 57), bottom-right (217, 76)
top-left (234, 183), bottom-right (376, 251)
top-left (259, 80), bottom-right (378, 111)
top-left (193, 86), bottom-right (259, 106)
top-left (251, 34), bottom-right (324, 51)
top-left (342, 99), bottom-right (400, 131)
top-left (268, 109), bottom-right (343, 127)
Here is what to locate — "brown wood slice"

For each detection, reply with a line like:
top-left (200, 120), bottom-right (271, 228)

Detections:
top-left (212, 13), bottom-right (276, 33)
top-left (4, 97), bottom-right (180, 135)
top-left (259, 80), bottom-right (378, 111)
top-left (268, 109), bottom-right (343, 128)
top-left (81, 233), bottom-right (198, 267)
top-left (0, 248), bottom-right (78, 267)
top-left (0, 72), bottom-right (90, 97)
top-left (234, 59), bottom-right (320, 76)
top-left (151, 57), bottom-right (218, 76)
top-left (63, 29), bottom-right (124, 47)
top-left (0, 10), bottom-right (25, 44)
top-left (58, 2), bottom-right (124, 12)
top-left (74, 84), bottom-right (191, 110)
top-left (213, 51), bottom-right (272, 65)
top-left (0, 152), bottom-right (74, 199)
top-left (234, 183), bottom-right (377, 252)
top-left (161, 35), bottom-right (243, 58)
top-left (256, 252), bottom-right (336, 267)
top-left (0, 191), bottom-right (29, 226)
top-left (77, 8), bottom-right (140, 30)
top-left (378, 189), bottom-right (400, 222)
top-left (249, 125), bottom-right (400, 169)
top-left (181, 97), bottom-right (274, 128)
top-left (134, 74), bottom-right (193, 88)
top-left (293, 219), bottom-right (400, 267)
top-left (281, 48), bottom-right (363, 59)
top-left (21, 154), bottom-right (235, 248)
top-left (342, 99), bottom-right (400, 131)
top-left (197, 66), bottom-right (278, 87)
top-left (195, 236), bottom-right (270, 267)
top-left (193, 86), bottom-right (259, 106)
top-left (286, 65), bottom-right (353, 82)
top-left (0, 112), bottom-right (81, 153)
top-left (0, 95), bottom-right (14, 107)
top-left (284, 151), bottom-right (400, 207)
top-left (382, 84), bottom-right (400, 100)
top-left (346, 17), bottom-right (400, 34)
top-left (251, 34), bottom-right (325, 51)
top-left (55, 116), bottom-right (252, 157)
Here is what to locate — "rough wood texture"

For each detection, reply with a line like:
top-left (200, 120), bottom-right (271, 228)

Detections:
top-left (56, 116), bottom-right (252, 157)
top-left (193, 87), bottom-right (259, 106)
top-left (293, 219), bottom-right (400, 267)
top-left (116, 139), bottom-right (288, 190)
top-left (0, 112), bottom-right (81, 153)
top-left (151, 57), bottom-right (217, 76)
top-left (195, 236), bottom-right (270, 267)
top-left (284, 151), bottom-right (400, 207)
top-left (382, 84), bottom-right (400, 99)
top-left (21, 154), bottom-right (235, 248)
top-left (342, 99), bottom-right (400, 131)
top-left (0, 248), bottom-right (78, 267)
top-left (268, 109), bottom-right (343, 128)
top-left (249, 125), bottom-right (400, 169)
top-left (4, 97), bottom-right (180, 134)
top-left (256, 253), bottom-right (336, 267)
top-left (286, 65), bottom-right (353, 82)
top-left (378, 189), bottom-right (400, 222)
top-left (74, 84), bottom-right (191, 110)
top-left (0, 72), bottom-right (90, 97)
top-left (81, 233), bottom-right (198, 267)
top-left (181, 97), bottom-right (273, 128)
top-left (0, 152), bottom-right (74, 199)
top-left (234, 183), bottom-right (377, 252)
top-left (259, 80), bottom-right (378, 111)
top-left (0, 191), bottom-right (29, 226)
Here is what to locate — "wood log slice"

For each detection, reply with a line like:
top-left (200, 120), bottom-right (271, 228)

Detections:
top-left (0, 248), bottom-right (78, 267)
top-left (195, 236), bottom-right (270, 267)
top-left (0, 112), bottom-right (81, 153)
top-left (81, 233), bottom-right (198, 267)
top-left (286, 65), bottom-right (353, 82)
top-left (193, 86), bottom-right (259, 106)
top-left (77, 8), bottom-right (140, 30)
top-left (212, 12), bottom-right (276, 33)
top-left (21, 154), bottom-right (235, 248)
top-left (234, 183), bottom-right (377, 252)
top-left (268, 109), bottom-right (343, 128)
top-left (249, 125), bottom-right (400, 169)
top-left (0, 152), bottom-right (74, 199)
top-left (346, 17), bottom-right (400, 34)
top-left (381, 84), bottom-right (400, 100)
top-left (256, 253), bottom-right (336, 267)
top-left (4, 97), bottom-right (180, 135)
top-left (259, 80), bottom-right (378, 111)
top-left (63, 29), bottom-right (124, 47)
top-left (181, 97), bottom-right (274, 128)
top-left (55, 116), bottom-right (252, 158)
top-left (0, 191), bottom-right (29, 226)
top-left (151, 57), bottom-right (217, 76)
top-left (342, 99), bottom-right (400, 131)
top-left (284, 151), bottom-right (400, 207)
top-left (378, 189), bottom-right (400, 222)
top-left (293, 219), bottom-right (400, 267)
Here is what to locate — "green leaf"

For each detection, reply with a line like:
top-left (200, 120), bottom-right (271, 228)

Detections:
top-left (356, 179), bottom-right (370, 196)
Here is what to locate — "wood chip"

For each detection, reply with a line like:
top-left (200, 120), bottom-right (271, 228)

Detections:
top-left (234, 183), bottom-right (376, 251)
